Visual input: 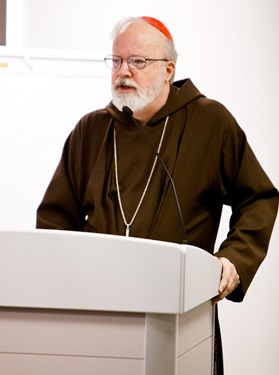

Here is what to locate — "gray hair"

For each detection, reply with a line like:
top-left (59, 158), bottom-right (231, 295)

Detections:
top-left (111, 17), bottom-right (178, 82)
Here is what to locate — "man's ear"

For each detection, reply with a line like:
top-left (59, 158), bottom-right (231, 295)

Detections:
top-left (165, 60), bottom-right (175, 82)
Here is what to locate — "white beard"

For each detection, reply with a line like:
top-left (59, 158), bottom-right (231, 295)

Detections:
top-left (111, 73), bottom-right (165, 113)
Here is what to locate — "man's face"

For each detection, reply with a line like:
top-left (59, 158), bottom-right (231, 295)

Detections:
top-left (111, 23), bottom-right (173, 114)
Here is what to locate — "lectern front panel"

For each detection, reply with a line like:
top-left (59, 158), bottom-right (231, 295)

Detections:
top-left (0, 308), bottom-right (146, 375)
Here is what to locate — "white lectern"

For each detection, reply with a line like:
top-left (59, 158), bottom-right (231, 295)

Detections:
top-left (0, 230), bottom-right (221, 375)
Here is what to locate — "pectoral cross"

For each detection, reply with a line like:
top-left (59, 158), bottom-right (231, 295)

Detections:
top-left (125, 225), bottom-right (130, 237)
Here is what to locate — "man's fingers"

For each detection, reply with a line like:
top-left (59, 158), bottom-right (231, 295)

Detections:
top-left (212, 257), bottom-right (240, 304)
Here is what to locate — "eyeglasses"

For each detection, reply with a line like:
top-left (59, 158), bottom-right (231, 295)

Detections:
top-left (104, 55), bottom-right (169, 70)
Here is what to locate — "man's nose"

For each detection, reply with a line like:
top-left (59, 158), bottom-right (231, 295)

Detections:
top-left (117, 60), bottom-right (132, 76)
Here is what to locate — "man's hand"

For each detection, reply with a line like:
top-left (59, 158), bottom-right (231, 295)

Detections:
top-left (212, 257), bottom-right (240, 305)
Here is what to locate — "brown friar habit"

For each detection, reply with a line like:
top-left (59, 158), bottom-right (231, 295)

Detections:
top-left (37, 78), bottom-right (279, 374)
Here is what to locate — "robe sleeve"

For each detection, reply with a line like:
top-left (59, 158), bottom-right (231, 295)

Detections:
top-left (36, 126), bottom-right (86, 231)
top-left (214, 121), bottom-right (278, 302)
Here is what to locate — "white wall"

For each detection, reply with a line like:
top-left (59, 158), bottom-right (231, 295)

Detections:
top-left (1, 0), bottom-right (278, 374)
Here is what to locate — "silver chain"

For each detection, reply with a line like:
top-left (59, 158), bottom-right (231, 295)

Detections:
top-left (113, 116), bottom-right (169, 237)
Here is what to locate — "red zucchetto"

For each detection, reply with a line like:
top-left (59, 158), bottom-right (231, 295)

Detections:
top-left (141, 16), bottom-right (173, 42)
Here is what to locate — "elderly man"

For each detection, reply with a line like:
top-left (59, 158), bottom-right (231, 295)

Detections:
top-left (37, 16), bottom-right (278, 374)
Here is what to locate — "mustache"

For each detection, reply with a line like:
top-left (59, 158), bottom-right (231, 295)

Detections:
top-left (113, 78), bottom-right (139, 90)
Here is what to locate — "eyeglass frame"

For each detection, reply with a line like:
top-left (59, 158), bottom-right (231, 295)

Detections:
top-left (104, 55), bottom-right (169, 70)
